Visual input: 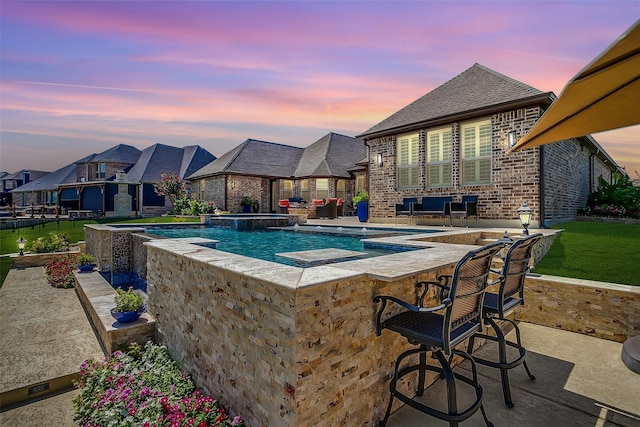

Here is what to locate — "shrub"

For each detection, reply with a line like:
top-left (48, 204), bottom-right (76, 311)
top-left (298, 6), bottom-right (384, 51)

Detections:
top-left (114, 288), bottom-right (144, 312)
top-left (76, 253), bottom-right (95, 266)
top-left (29, 233), bottom-right (70, 253)
top-left (352, 191), bottom-right (369, 206)
top-left (586, 173), bottom-right (640, 218)
top-left (73, 342), bottom-right (244, 427)
top-left (44, 255), bottom-right (75, 288)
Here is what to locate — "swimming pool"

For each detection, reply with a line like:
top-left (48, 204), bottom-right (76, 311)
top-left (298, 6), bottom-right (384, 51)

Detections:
top-left (146, 225), bottom-right (427, 266)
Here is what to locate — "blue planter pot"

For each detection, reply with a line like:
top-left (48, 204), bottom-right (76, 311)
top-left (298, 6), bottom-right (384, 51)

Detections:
top-left (357, 202), bottom-right (369, 222)
top-left (77, 264), bottom-right (95, 272)
top-left (110, 305), bottom-right (146, 323)
top-left (242, 205), bottom-right (251, 213)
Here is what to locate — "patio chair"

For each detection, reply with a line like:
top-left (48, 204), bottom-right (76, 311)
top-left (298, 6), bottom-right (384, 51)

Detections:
top-left (373, 241), bottom-right (505, 427)
top-left (446, 195), bottom-right (478, 227)
top-left (277, 199), bottom-right (290, 214)
top-left (395, 197), bottom-right (417, 224)
top-left (467, 233), bottom-right (543, 408)
top-left (315, 199), bottom-right (337, 219)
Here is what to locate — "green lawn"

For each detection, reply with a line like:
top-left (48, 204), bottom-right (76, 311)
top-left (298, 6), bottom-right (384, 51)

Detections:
top-left (533, 221), bottom-right (640, 285)
top-left (0, 216), bottom-right (200, 286)
top-left (1, 218), bottom-right (638, 287)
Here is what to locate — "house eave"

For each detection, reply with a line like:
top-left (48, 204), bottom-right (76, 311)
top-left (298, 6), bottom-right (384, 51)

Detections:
top-left (357, 92), bottom-right (555, 140)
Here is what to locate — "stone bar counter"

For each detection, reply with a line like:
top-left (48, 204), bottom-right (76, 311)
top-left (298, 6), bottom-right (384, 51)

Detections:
top-left (143, 236), bottom-right (479, 427)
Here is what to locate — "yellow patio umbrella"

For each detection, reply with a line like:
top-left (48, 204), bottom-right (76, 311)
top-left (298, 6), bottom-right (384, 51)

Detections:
top-left (511, 19), bottom-right (640, 151)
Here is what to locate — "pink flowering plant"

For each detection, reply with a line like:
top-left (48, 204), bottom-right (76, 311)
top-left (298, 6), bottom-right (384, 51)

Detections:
top-left (44, 255), bottom-right (75, 288)
top-left (73, 342), bottom-right (244, 427)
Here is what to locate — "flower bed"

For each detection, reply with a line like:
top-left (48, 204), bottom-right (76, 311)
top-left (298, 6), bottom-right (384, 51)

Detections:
top-left (44, 254), bottom-right (75, 288)
top-left (73, 342), bottom-right (244, 427)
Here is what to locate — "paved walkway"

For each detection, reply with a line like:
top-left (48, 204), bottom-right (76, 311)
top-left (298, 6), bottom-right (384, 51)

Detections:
top-left (0, 266), bottom-right (104, 426)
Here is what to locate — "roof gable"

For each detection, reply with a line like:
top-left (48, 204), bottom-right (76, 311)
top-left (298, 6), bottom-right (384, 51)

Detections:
top-left (10, 163), bottom-right (78, 192)
top-left (125, 143), bottom-right (216, 183)
top-left (79, 144), bottom-right (141, 164)
top-left (188, 139), bottom-right (304, 179)
top-left (359, 63), bottom-right (549, 138)
top-left (294, 133), bottom-right (366, 178)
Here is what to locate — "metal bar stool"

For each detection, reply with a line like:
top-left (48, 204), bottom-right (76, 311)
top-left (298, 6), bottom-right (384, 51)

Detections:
top-left (467, 233), bottom-right (543, 408)
top-left (374, 242), bottom-right (505, 427)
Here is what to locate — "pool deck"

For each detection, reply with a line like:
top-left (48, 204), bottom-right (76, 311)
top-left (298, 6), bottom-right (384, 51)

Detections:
top-left (1, 218), bottom-right (639, 426)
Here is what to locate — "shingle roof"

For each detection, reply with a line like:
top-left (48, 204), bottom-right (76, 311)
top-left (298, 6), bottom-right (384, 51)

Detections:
top-left (78, 144), bottom-right (141, 164)
top-left (180, 145), bottom-right (217, 179)
top-left (125, 143), bottom-right (216, 183)
top-left (4, 170), bottom-right (50, 181)
top-left (358, 63), bottom-right (550, 138)
top-left (188, 139), bottom-right (304, 179)
top-left (293, 133), bottom-right (366, 178)
top-left (10, 163), bottom-right (78, 192)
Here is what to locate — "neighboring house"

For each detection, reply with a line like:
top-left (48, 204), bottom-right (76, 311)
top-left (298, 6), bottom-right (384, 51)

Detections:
top-left (57, 144), bottom-right (142, 215)
top-left (54, 143), bottom-right (215, 217)
top-left (9, 162), bottom-right (79, 209)
top-left (2, 170), bottom-right (50, 207)
top-left (357, 63), bottom-right (621, 227)
top-left (188, 132), bottom-right (366, 213)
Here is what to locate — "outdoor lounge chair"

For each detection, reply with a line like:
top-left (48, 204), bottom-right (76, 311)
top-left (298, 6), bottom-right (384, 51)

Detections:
top-left (446, 195), bottom-right (478, 227)
top-left (467, 233), bottom-right (543, 408)
top-left (327, 198), bottom-right (344, 216)
top-left (395, 197), bottom-right (417, 224)
top-left (413, 196), bottom-right (452, 225)
top-left (277, 199), bottom-right (290, 214)
top-left (373, 241), bottom-right (505, 427)
top-left (315, 199), bottom-right (337, 219)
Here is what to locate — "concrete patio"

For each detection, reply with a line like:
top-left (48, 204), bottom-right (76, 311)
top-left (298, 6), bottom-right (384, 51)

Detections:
top-left (1, 218), bottom-right (638, 426)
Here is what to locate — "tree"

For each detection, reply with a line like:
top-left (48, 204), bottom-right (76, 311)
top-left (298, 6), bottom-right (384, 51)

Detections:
top-left (153, 173), bottom-right (186, 211)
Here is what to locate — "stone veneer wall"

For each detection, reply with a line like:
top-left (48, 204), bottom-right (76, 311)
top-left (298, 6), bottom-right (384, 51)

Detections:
top-left (519, 275), bottom-right (640, 343)
top-left (145, 241), bottom-right (452, 427)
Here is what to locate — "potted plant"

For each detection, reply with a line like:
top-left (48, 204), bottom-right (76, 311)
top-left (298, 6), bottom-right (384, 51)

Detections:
top-left (110, 288), bottom-right (145, 323)
top-left (352, 191), bottom-right (369, 222)
top-left (76, 253), bottom-right (96, 272)
top-left (240, 196), bottom-right (254, 213)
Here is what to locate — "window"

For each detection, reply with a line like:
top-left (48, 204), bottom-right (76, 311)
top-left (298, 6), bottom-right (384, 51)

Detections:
top-left (96, 163), bottom-right (106, 179)
top-left (336, 179), bottom-right (346, 201)
top-left (199, 179), bottom-right (205, 200)
top-left (315, 178), bottom-right (329, 200)
top-left (426, 127), bottom-right (452, 188)
top-left (461, 119), bottom-right (492, 185)
top-left (300, 179), bottom-right (309, 202)
top-left (355, 175), bottom-right (365, 193)
top-left (396, 132), bottom-right (419, 189)
top-left (282, 179), bottom-right (293, 199)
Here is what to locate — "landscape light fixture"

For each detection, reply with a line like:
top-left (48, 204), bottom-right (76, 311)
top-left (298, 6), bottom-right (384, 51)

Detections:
top-left (497, 230), bottom-right (514, 259)
top-left (508, 131), bottom-right (517, 148)
top-left (517, 202), bottom-right (533, 236)
top-left (17, 237), bottom-right (26, 256)
top-left (376, 153), bottom-right (383, 167)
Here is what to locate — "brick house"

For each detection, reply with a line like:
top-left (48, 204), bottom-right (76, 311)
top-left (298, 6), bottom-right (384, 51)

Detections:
top-left (188, 132), bottom-right (366, 213)
top-left (357, 63), bottom-right (622, 227)
top-left (1, 169), bottom-right (50, 207)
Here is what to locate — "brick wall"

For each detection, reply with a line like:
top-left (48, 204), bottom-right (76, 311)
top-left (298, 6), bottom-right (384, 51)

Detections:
top-left (365, 106), bottom-right (616, 226)
top-left (197, 175), bottom-right (359, 213)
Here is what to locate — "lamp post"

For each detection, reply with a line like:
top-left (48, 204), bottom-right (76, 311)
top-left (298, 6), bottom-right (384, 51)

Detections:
top-left (16, 237), bottom-right (26, 256)
top-left (517, 202), bottom-right (533, 236)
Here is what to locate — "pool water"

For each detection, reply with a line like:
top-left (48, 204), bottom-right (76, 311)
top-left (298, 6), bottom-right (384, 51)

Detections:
top-left (147, 227), bottom-right (417, 266)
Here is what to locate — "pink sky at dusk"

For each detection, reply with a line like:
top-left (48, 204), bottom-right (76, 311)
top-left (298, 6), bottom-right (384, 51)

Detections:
top-left (1, 1), bottom-right (638, 175)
